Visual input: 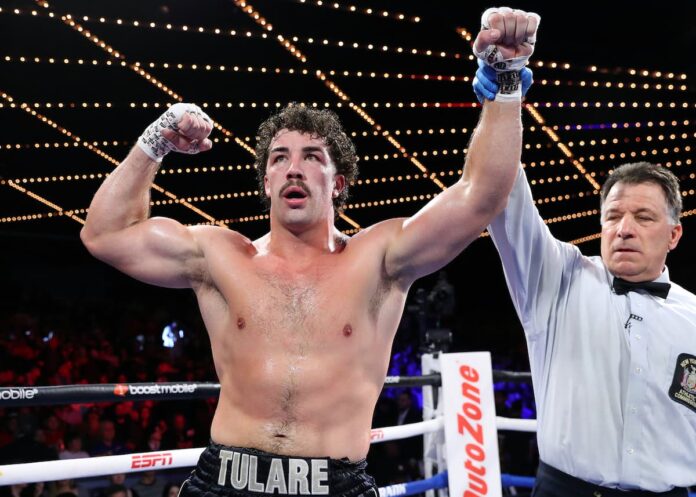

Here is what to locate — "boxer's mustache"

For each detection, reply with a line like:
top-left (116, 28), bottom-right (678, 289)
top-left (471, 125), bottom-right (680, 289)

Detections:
top-left (280, 181), bottom-right (311, 197)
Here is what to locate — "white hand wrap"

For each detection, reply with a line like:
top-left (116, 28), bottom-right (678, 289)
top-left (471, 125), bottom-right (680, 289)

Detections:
top-left (137, 103), bottom-right (212, 162)
top-left (473, 7), bottom-right (540, 102)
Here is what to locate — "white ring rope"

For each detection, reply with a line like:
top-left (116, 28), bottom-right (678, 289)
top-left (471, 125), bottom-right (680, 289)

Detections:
top-left (496, 416), bottom-right (537, 432)
top-left (0, 448), bottom-right (203, 485)
top-left (0, 416), bottom-right (536, 484)
top-left (370, 417), bottom-right (443, 444)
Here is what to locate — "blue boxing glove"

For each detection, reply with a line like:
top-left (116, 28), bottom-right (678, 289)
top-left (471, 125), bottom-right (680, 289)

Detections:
top-left (521, 67), bottom-right (533, 96)
top-left (473, 59), bottom-right (533, 103)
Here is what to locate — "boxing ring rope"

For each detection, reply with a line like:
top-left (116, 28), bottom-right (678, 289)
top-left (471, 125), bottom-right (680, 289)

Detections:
top-left (0, 376), bottom-right (441, 408)
top-left (0, 416), bottom-right (536, 484)
top-left (0, 367), bottom-right (548, 494)
top-left (0, 421), bottom-right (442, 483)
top-left (0, 370), bottom-right (531, 407)
top-left (2, 370), bottom-right (687, 496)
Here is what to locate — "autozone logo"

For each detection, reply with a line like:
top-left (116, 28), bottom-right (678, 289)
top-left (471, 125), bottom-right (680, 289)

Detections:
top-left (370, 429), bottom-right (384, 442)
top-left (131, 452), bottom-right (173, 469)
top-left (0, 388), bottom-right (39, 400)
top-left (456, 365), bottom-right (488, 497)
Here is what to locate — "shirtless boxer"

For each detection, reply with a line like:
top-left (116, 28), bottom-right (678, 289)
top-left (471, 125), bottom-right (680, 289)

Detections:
top-left (80, 8), bottom-right (539, 496)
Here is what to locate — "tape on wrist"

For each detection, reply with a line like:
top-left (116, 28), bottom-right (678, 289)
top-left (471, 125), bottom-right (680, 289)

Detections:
top-left (137, 111), bottom-right (177, 162)
top-left (137, 103), bottom-right (208, 162)
top-left (495, 71), bottom-right (522, 102)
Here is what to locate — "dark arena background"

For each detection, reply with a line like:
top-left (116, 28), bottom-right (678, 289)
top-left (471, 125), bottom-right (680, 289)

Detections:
top-left (1, 0), bottom-right (695, 494)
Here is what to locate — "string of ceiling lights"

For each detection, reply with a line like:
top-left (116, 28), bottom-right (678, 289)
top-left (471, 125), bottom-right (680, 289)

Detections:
top-left (0, 29), bottom-right (226, 227)
top-left (6, 145), bottom-right (695, 225)
top-left (6, 95), bottom-right (690, 196)
top-left (2, 10), bottom-right (245, 226)
top-left (290, 0), bottom-right (422, 23)
top-left (2, 107), bottom-right (692, 212)
top-left (0, 92), bottom-right (223, 225)
top-left (33, 0), bottom-right (363, 229)
top-left (4, 99), bottom-right (694, 110)
top-left (1, 120), bottom-right (689, 228)
top-left (523, 104), bottom-right (600, 189)
top-left (1, 6), bottom-right (688, 82)
top-left (3, 2), bottom-right (692, 242)
top-left (2, 55), bottom-right (688, 92)
top-left (12, 189), bottom-right (696, 249)
top-left (2, 119), bottom-right (690, 150)
top-left (230, 0), bottom-right (449, 193)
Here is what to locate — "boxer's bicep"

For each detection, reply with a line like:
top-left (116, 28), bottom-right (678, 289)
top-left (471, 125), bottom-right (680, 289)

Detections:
top-left (83, 216), bottom-right (206, 289)
top-left (383, 181), bottom-right (488, 284)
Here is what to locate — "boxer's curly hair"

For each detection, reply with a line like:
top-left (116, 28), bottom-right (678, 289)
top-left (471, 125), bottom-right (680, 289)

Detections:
top-left (254, 104), bottom-right (358, 213)
top-left (600, 161), bottom-right (682, 224)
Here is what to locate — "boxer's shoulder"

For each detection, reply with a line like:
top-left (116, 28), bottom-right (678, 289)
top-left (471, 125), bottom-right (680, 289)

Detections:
top-left (350, 217), bottom-right (407, 245)
top-left (343, 217), bottom-right (414, 257)
top-left (190, 224), bottom-right (256, 257)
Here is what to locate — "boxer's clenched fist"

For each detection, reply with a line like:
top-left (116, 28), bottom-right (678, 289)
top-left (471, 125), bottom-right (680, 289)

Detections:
top-left (471, 7), bottom-right (539, 102)
top-left (137, 103), bottom-right (213, 162)
top-left (473, 7), bottom-right (540, 72)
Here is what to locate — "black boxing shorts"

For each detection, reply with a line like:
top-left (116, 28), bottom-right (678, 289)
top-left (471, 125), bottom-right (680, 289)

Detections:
top-left (179, 442), bottom-right (379, 497)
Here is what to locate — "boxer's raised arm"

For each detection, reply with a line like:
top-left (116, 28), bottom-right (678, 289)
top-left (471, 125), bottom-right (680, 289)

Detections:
top-left (384, 99), bottom-right (522, 283)
top-left (81, 105), bottom-right (214, 289)
top-left (383, 8), bottom-right (538, 285)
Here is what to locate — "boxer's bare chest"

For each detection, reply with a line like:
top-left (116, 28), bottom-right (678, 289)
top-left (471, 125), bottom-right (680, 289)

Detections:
top-left (259, 269), bottom-right (325, 336)
top-left (198, 242), bottom-right (392, 352)
top-left (199, 232), bottom-right (404, 451)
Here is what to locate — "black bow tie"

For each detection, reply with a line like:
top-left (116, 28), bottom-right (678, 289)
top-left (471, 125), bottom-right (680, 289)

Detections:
top-left (612, 277), bottom-right (671, 299)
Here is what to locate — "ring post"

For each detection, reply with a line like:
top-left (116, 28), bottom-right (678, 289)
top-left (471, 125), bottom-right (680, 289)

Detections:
top-left (421, 353), bottom-right (447, 497)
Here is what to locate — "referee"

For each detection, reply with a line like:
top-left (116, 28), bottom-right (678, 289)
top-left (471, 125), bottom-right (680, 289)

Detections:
top-left (473, 50), bottom-right (696, 497)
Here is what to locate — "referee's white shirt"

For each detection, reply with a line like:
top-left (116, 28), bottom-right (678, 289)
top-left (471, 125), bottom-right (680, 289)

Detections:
top-left (488, 166), bottom-right (696, 491)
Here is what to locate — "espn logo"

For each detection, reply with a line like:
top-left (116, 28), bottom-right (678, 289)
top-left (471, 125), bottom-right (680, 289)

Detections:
top-left (370, 429), bottom-right (384, 442)
top-left (131, 452), bottom-right (173, 469)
